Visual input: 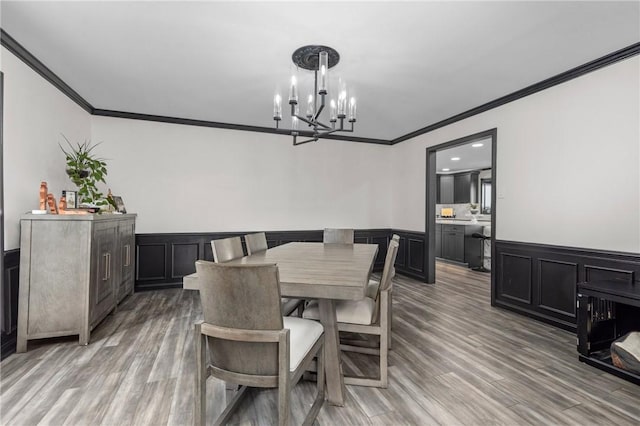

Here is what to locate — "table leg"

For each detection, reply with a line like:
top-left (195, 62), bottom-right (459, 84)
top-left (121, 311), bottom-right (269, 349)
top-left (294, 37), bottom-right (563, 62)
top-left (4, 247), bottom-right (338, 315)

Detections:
top-left (318, 299), bottom-right (345, 406)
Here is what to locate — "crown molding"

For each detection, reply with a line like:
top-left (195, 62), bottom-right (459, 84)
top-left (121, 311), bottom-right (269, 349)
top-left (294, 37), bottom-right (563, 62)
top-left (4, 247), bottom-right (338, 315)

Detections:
top-left (2, 28), bottom-right (637, 146)
top-left (92, 109), bottom-right (391, 145)
top-left (0, 28), bottom-right (94, 113)
top-left (391, 42), bottom-right (640, 144)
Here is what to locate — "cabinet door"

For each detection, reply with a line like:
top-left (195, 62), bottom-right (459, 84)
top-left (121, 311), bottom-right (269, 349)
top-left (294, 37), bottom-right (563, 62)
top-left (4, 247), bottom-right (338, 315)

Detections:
top-left (435, 224), bottom-right (442, 258)
top-left (440, 175), bottom-right (454, 204)
top-left (441, 227), bottom-right (454, 260)
top-left (464, 234), bottom-right (482, 268)
top-left (90, 223), bottom-right (117, 326)
top-left (118, 220), bottom-right (135, 302)
top-left (441, 232), bottom-right (453, 260)
top-left (442, 227), bottom-right (464, 262)
top-left (454, 173), bottom-right (471, 204)
top-left (451, 232), bottom-right (465, 262)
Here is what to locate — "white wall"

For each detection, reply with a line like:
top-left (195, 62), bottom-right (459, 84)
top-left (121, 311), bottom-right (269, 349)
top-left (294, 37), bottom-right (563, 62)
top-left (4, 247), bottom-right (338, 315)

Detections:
top-left (4, 42), bottom-right (638, 255)
top-left (392, 56), bottom-right (640, 254)
top-left (1, 47), bottom-right (92, 249)
top-left (91, 116), bottom-right (392, 234)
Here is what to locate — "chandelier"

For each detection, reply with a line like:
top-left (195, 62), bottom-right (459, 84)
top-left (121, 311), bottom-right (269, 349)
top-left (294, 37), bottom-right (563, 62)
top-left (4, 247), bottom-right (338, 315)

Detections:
top-left (273, 45), bottom-right (357, 146)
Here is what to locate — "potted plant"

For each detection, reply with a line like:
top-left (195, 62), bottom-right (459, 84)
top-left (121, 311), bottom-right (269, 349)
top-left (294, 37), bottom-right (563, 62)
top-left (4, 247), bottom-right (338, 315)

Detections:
top-left (469, 203), bottom-right (479, 215)
top-left (59, 135), bottom-right (112, 208)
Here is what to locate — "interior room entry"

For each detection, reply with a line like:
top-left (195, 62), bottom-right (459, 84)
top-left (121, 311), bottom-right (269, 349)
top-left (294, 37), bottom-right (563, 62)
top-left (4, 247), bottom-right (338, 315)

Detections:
top-left (424, 129), bottom-right (497, 284)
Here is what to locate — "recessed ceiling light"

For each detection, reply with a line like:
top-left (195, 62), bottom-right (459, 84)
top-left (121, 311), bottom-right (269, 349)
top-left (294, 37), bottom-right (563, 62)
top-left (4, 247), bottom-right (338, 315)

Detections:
top-left (472, 143), bottom-right (484, 148)
top-left (451, 157), bottom-right (460, 161)
top-left (442, 168), bottom-right (450, 172)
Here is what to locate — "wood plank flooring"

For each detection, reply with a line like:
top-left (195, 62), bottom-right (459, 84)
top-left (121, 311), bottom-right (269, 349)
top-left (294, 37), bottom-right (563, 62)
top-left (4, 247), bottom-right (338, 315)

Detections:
top-left (2, 262), bottom-right (639, 425)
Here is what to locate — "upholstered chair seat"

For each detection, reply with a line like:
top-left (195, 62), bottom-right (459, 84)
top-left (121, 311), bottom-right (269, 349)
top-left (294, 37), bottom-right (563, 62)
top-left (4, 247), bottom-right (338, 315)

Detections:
top-left (282, 317), bottom-right (324, 371)
top-left (303, 298), bottom-right (376, 326)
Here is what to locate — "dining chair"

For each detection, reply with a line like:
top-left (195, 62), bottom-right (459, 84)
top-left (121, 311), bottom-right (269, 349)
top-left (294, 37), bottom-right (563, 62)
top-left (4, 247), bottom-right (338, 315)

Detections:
top-left (195, 261), bottom-right (325, 426)
top-left (245, 232), bottom-right (268, 255)
top-left (365, 234), bottom-right (400, 348)
top-left (244, 232), bottom-right (304, 317)
top-left (323, 228), bottom-right (354, 244)
top-left (366, 234), bottom-right (400, 298)
top-left (303, 239), bottom-right (399, 388)
top-left (211, 236), bottom-right (244, 263)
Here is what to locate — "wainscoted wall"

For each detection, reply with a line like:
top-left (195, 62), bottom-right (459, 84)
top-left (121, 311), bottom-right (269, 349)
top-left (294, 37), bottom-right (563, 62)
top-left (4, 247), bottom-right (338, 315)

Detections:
top-left (4, 235), bottom-right (637, 358)
top-left (1, 249), bottom-right (19, 360)
top-left (135, 229), bottom-right (427, 291)
top-left (494, 240), bottom-right (640, 332)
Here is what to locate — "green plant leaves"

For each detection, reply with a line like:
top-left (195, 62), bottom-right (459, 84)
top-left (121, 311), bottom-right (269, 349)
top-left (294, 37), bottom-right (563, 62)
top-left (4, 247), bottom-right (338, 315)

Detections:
top-left (59, 134), bottom-right (110, 205)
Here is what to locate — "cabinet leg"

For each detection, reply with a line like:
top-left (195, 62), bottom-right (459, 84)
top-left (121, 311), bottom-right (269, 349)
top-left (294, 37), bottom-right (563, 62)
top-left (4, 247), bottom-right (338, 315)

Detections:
top-left (79, 328), bottom-right (90, 346)
top-left (16, 335), bottom-right (27, 353)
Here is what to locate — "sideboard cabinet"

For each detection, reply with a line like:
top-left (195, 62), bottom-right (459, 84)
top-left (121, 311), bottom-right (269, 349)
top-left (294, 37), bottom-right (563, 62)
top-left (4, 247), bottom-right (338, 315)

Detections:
top-left (17, 213), bottom-right (136, 352)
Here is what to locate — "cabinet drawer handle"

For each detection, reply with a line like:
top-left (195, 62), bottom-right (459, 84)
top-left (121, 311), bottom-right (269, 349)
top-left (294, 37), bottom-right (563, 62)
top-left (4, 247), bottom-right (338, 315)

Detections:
top-left (103, 253), bottom-right (109, 281)
top-left (107, 253), bottom-right (111, 279)
top-left (124, 244), bottom-right (130, 267)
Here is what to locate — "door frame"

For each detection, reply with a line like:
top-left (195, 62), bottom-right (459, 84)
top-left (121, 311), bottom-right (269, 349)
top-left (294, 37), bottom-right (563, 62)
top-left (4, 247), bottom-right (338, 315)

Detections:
top-left (0, 72), bottom-right (4, 329)
top-left (424, 128), bottom-right (497, 290)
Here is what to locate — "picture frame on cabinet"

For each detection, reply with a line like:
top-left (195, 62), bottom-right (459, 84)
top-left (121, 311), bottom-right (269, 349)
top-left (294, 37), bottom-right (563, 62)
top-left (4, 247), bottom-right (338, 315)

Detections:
top-left (62, 190), bottom-right (77, 209)
top-left (112, 196), bottom-right (126, 213)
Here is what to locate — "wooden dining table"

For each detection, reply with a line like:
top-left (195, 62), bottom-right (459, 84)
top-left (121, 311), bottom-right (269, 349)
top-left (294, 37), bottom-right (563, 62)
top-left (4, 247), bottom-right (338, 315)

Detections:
top-left (183, 241), bottom-right (379, 406)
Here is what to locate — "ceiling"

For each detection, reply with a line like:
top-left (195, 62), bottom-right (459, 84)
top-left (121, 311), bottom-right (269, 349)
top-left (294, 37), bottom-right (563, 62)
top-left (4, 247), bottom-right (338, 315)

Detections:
top-left (1, 1), bottom-right (638, 141)
top-left (436, 137), bottom-right (492, 173)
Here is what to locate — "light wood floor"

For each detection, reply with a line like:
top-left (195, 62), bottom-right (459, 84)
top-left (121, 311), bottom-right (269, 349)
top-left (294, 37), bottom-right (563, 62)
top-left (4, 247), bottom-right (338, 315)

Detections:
top-left (2, 262), bottom-right (639, 425)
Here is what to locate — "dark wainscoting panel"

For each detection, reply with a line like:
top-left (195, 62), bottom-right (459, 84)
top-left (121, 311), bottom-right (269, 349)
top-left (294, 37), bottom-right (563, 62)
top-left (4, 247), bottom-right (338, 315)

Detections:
top-left (135, 229), bottom-right (394, 291)
top-left (392, 230), bottom-right (426, 281)
top-left (171, 243), bottom-right (200, 279)
top-left (538, 259), bottom-right (578, 319)
top-left (494, 240), bottom-right (640, 331)
top-left (2, 249), bottom-right (20, 360)
top-left (498, 253), bottom-right (532, 305)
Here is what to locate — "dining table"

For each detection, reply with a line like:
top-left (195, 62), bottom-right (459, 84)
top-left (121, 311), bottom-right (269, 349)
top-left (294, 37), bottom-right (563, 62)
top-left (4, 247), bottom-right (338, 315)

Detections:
top-left (183, 241), bottom-right (379, 406)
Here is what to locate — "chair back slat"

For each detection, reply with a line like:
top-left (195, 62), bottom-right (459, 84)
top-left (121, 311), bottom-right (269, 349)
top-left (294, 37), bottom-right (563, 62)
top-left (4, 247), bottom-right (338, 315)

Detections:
top-left (211, 236), bottom-right (244, 263)
top-left (196, 261), bottom-right (284, 375)
top-left (371, 240), bottom-right (400, 324)
top-left (323, 228), bottom-right (354, 244)
top-left (379, 240), bottom-right (399, 292)
top-left (245, 232), bottom-right (268, 255)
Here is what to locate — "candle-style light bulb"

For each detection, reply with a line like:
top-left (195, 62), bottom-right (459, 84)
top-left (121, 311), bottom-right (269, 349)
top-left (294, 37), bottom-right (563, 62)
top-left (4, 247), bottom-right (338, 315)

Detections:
top-left (330, 99), bottom-right (337, 122)
top-left (291, 116), bottom-right (299, 132)
top-left (289, 76), bottom-right (298, 104)
top-left (337, 90), bottom-right (347, 118)
top-left (348, 97), bottom-right (357, 122)
top-left (318, 51), bottom-right (328, 94)
top-left (306, 94), bottom-right (314, 118)
top-left (273, 94), bottom-right (282, 120)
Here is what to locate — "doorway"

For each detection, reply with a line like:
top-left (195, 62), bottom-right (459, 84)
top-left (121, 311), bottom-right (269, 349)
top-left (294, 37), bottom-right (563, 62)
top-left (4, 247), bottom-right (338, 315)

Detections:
top-left (424, 128), bottom-right (497, 289)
